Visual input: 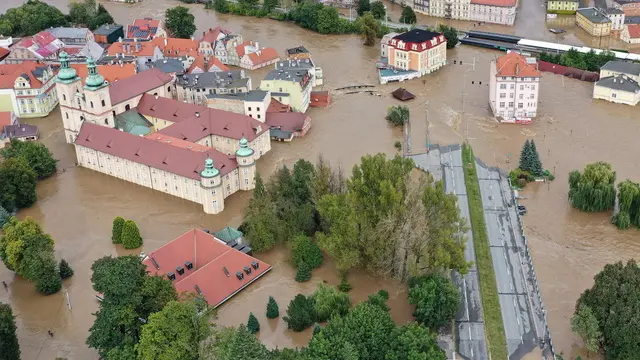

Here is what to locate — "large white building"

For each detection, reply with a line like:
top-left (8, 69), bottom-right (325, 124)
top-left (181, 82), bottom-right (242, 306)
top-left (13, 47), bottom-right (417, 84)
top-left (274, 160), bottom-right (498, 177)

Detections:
top-left (489, 52), bottom-right (542, 123)
top-left (411, 0), bottom-right (517, 25)
top-left (593, 60), bottom-right (640, 106)
top-left (55, 52), bottom-right (269, 214)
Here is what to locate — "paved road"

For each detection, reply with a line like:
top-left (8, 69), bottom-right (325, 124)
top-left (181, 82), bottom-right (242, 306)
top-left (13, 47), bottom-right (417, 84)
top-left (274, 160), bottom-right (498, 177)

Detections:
top-left (339, 14), bottom-right (410, 30)
top-left (475, 160), bottom-right (553, 360)
top-left (410, 145), bottom-right (489, 360)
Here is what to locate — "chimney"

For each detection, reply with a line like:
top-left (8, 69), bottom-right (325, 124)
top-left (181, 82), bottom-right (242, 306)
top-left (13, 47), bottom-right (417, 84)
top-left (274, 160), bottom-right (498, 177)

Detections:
top-left (154, 94), bottom-right (158, 99)
top-left (136, 42), bottom-right (141, 52)
top-left (164, 38), bottom-right (168, 47)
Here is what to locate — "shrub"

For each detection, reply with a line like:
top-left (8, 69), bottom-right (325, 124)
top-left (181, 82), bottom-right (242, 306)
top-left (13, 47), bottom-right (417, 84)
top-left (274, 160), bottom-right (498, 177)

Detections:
top-left (290, 235), bottom-right (323, 269)
top-left (313, 322), bottom-right (321, 335)
top-left (338, 276), bottom-right (352, 292)
top-left (295, 262), bottom-right (312, 282)
top-left (59, 259), bottom-right (74, 279)
top-left (266, 296), bottom-right (279, 319)
top-left (121, 220), bottom-right (143, 249)
top-left (367, 290), bottom-right (390, 312)
top-left (312, 283), bottom-right (351, 322)
top-left (283, 294), bottom-right (315, 332)
top-left (385, 106), bottom-right (409, 127)
top-left (394, 140), bottom-right (402, 150)
top-left (111, 216), bottom-right (125, 244)
top-left (408, 273), bottom-right (459, 330)
top-left (247, 312), bottom-right (260, 334)
top-left (35, 259), bottom-right (62, 295)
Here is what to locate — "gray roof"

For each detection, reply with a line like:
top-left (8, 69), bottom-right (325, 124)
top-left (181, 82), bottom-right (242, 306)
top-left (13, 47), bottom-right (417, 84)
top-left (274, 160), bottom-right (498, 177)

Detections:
top-left (577, 8), bottom-right (611, 23)
top-left (2, 122), bottom-right (39, 139)
top-left (271, 92), bottom-right (290, 97)
top-left (97, 55), bottom-right (137, 65)
top-left (285, 45), bottom-right (310, 55)
top-left (78, 41), bottom-right (105, 59)
top-left (596, 75), bottom-right (640, 92)
top-left (601, 61), bottom-right (640, 77)
top-left (49, 27), bottom-right (90, 40)
top-left (269, 128), bottom-right (294, 140)
top-left (94, 24), bottom-right (123, 36)
top-left (177, 71), bottom-right (248, 89)
top-left (206, 89), bottom-right (268, 101)
top-left (263, 68), bottom-right (312, 89)
top-left (275, 58), bottom-right (315, 70)
top-left (606, 7), bottom-right (625, 14)
top-left (625, 16), bottom-right (640, 24)
top-left (152, 58), bottom-right (185, 74)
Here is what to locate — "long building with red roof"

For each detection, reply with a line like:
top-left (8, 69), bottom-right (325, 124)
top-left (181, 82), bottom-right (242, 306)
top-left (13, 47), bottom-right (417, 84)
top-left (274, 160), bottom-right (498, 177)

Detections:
top-left (142, 228), bottom-right (271, 308)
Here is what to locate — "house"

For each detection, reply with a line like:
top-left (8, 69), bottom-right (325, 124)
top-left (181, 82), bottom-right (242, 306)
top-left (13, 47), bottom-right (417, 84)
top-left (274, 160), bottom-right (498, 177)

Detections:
top-left (187, 54), bottom-right (229, 74)
top-left (1, 121), bottom-right (40, 146)
top-left (4, 31), bottom-right (65, 63)
top-left (106, 39), bottom-right (163, 71)
top-left (593, 74), bottom-right (640, 105)
top-left (412, 0), bottom-right (469, 20)
top-left (381, 29), bottom-right (447, 84)
top-left (285, 45), bottom-right (312, 60)
top-left (152, 37), bottom-right (201, 69)
top-left (142, 228), bottom-right (272, 307)
top-left (0, 62), bottom-right (58, 118)
top-left (127, 18), bottom-right (166, 39)
top-left (151, 58), bottom-right (185, 76)
top-left (410, 0), bottom-right (516, 25)
top-left (175, 71), bottom-right (252, 105)
top-left (576, 8), bottom-right (613, 36)
top-left (240, 47), bottom-right (280, 70)
top-left (265, 111), bottom-right (311, 141)
top-left (621, 23), bottom-right (640, 43)
top-left (214, 226), bottom-right (245, 244)
top-left (489, 52), bottom-right (542, 123)
top-left (94, 24), bottom-right (125, 44)
top-left (275, 58), bottom-right (323, 87)
top-left (599, 60), bottom-right (640, 83)
top-left (206, 90), bottom-right (272, 121)
top-left (604, 7), bottom-right (626, 30)
top-left (49, 27), bottom-right (94, 46)
top-left (260, 68), bottom-right (313, 113)
top-left (547, 0), bottom-right (580, 14)
top-left (612, 0), bottom-right (640, 16)
top-left (199, 27), bottom-right (233, 56)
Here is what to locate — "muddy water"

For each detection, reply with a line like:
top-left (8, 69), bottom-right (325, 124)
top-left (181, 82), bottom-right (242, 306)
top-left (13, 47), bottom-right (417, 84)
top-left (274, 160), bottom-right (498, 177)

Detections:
top-left (1, 0), bottom-right (639, 359)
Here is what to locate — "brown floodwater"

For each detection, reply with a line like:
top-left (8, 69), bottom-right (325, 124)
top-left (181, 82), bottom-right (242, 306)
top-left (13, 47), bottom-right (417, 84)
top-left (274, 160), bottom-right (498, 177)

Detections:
top-left (1, 0), bottom-right (639, 359)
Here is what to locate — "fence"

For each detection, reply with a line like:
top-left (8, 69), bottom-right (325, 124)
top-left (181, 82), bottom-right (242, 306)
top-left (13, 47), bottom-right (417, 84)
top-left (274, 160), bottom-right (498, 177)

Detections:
top-left (537, 61), bottom-right (600, 82)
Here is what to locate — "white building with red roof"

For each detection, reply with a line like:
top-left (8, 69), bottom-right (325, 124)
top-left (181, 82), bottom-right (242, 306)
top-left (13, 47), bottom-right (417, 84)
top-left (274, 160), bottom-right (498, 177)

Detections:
top-left (621, 24), bottom-right (640, 44)
top-left (0, 62), bottom-right (58, 118)
top-left (489, 52), bottom-right (542, 123)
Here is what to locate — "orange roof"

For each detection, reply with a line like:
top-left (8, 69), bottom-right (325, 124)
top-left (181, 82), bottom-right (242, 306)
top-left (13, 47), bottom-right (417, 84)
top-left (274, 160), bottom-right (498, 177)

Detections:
top-left (495, 52), bottom-right (541, 78)
top-left (627, 24), bottom-right (640, 39)
top-left (142, 228), bottom-right (272, 307)
top-left (235, 41), bottom-right (252, 58)
top-left (187, 54), bottom-right (229, 73)
top-left (145, 133), bottom-right (212, 152)
top-left (107, 41), bottom-right (158, 57)
top-left (267, 98), bottom-right (291, 113)
top-left (471, 0), bottom-right (516, 6)
top-left (0, 112), bottom-right (14, 127)
top-left (0, 62), bottom-right (50, 89)
top-left (152, 37), bottom-right (200, 58)
top-left (246, 47), bottom-right (279, 66)
top-left (71, 63), bottom-right (136, 84)
top-left (200, 26), bottom-right (232, 44)
top-left (0, 48), bottom-right (10, 60)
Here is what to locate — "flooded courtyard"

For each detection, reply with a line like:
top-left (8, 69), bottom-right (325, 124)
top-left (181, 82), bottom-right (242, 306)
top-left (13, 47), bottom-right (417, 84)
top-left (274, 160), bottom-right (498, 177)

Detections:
top-left (1, 0), bottom-right (639, 359)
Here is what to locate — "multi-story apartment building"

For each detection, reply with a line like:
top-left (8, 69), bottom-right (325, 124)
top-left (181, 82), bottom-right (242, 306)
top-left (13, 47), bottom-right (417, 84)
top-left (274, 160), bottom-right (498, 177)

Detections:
top-left (275, 58), bottom-right (324, 87)
top-left (576, 8), bottom-right (613, 36)
top-left (387, 29), bottom-right (447, 75)
top-left (175, 71), bottom-right (251, 105)
top-left (612, 0), bottom-right (640, 16)
top-left (414, 0), bottom-right (470, 20)
top-left (260, 68), bottom-right (313, 113)
top-left (380, 32), bottom-right (400, 58)
top-left (547, 0), bottom-right (579, 14)
top-left (199, 27), bottom-right (234, 57)
top-left (593, 74), bottom-right (640, 105)
top-left (0, 62), bottom-right (58, 118)
top-left (106, 39), bottom-right (164, 71)
top-left (411, 0), bottom-right (515, 25)
top-left (489, 52), bottom-right (542, 123)
top-left (49, 27), bottom-right (94, 46)
top-left (604, 8), bottom-right (626, 30)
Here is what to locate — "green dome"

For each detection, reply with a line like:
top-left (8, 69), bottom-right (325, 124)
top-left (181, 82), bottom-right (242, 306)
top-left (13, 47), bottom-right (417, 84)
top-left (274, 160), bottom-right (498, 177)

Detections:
top-left (57, 51), bottom-right (78, 81)
top-left (235, 137), bottom-right (254, 157)
top-left (84, 57), bottom-right (106, 89)
top-left (201, 158), bottom-right (220, 178)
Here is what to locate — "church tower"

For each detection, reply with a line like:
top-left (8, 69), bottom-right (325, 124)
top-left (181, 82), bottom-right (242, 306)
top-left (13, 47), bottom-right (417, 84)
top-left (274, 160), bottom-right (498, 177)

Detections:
top-left (83, 57), bottom-right (115, 129)
top-left (200, 158), bottom-right (224, 214)
top-left (235, 137), bottom-right (256, 191)
top-left (55, 51), bottom-right (83, 144)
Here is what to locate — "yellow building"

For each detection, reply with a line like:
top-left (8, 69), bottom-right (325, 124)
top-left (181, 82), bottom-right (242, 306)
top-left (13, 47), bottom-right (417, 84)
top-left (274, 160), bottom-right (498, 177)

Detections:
top-left (546, 0), bottom-right (579, 14)
top-left (259, 69), bottom-right (312, 113)
top-left (576, 8), bottom-right (612, 36)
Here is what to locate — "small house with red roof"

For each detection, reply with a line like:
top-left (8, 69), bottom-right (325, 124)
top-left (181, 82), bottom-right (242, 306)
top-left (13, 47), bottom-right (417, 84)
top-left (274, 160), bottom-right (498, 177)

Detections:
top-left (142, 228), bottom-right (272, 307)
top-left (0, 62), bottom-right (58, 118)
top-left (621, 24), bottom-right (640, 44)
top-left (106, 39), bottom-right (164, 71)
top-left (240, 47), bottom-right (280, 70)
top-left (127, 18), bottom-right (166, 40)
top-left (4, 31), bottom-right (65, 64)
top-left (187, 54), bottom-right (229, 74)
top-left (199, 27), bottom-right (233, 56)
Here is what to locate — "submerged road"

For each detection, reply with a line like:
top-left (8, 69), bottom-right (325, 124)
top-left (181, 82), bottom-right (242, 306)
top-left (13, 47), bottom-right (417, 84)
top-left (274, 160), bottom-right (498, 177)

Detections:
top-left (410, 145), bottom-right (489, 360)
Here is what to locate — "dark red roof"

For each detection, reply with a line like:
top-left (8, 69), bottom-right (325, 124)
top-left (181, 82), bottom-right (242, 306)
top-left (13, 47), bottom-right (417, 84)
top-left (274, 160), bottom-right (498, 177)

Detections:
top-left (0, 48), bottom-right (10, 61)
top-left (147, 95), bottom-right (267, 141)
top-left (75, 122), bottom-right (237, 179)
top-left (108, 68), bottom-right (173, 105)
top-left (142, 228), bottom-right (272, 307)
top-left (266, 112), bottom-right (309, 132)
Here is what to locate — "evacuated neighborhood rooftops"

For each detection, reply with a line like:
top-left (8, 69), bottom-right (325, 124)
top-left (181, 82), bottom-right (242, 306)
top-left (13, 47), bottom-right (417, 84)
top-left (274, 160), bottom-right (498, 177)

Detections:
top-left (601, 60), bottom-right (640, 77)
top-left (48, 27), bottom-right (91, 41)
top-left (127, 18), bottom-right (161, 39)
top-left (152, 58), bottom-right (185, 74)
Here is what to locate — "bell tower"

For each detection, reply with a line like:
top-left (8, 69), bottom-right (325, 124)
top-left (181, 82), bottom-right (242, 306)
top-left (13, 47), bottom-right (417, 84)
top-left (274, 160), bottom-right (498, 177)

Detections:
top-left (200, 158), bottom-right (224, 214)
top-left (83, 57), bottom-right (114, 128)
top-left (235, 137), bottom-right (256, 191)
top-left (55, 51), bottom-right (83, 144)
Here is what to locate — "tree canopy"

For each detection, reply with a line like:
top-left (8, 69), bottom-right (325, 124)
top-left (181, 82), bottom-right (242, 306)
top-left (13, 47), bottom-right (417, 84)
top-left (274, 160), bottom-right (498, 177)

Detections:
top-left (613, 180), bottom-right (640, 230)
top-left (290, 234), bottom-right (323, 270)
top-left (355, 12), bottom-right (380, 46)
top-left (370, 1), bottom-right (386, 20)
top-left (312, 283), bottom-right (351, 322)
top-left (399, 6), bottom-right (417, 24)
top-left (0, 139), bottom-right (57, 179)
top-left (568, 161), bottom-right (616, 212)
top-left (575, 260), bottom-right (640, 359)
top-left (165, 6), bottom-right (196, 39)
top-left (385, 105), bottom-right (409, 127)
top-left (539, 49), bottom-right (616, 72)
top-left (121, 220), bottom-right (142, 249)
top-left (0, 303), bottom-right (20, 360)
top-left (408, 273), bottom-right (459, 330)
top-left (518, 139), bottom-right (543, 177)
top-left (357, 0), bottom-right (371, 16)
top-left (68, 0), bottom-right (115, 30)
top-left (386, 322), bottom-right (447, 360)
top-left (0, 157), bottom-right (38, 212)
top-left (283, 294), bottom-right (316, 332)
top-left (437, 24), bottom-right (459, 49)
top-left (205, 325), bottom-right (272, 360)
top-left (0, 0), bottom-right (66, 36)
top-left (266, 296), bottom-right (280, 319)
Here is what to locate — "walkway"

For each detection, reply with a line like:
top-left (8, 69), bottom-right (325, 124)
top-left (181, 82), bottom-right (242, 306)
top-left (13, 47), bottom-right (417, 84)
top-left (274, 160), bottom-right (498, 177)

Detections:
top-left (339, 14), bottom-right (409, 30)
top-left (409, 144), bottom-right (489, 360)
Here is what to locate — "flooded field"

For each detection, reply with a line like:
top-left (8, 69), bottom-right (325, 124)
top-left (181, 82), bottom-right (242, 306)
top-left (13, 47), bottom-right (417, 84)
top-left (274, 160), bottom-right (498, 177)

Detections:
top-left (1, 0), bottom-right (639, 359)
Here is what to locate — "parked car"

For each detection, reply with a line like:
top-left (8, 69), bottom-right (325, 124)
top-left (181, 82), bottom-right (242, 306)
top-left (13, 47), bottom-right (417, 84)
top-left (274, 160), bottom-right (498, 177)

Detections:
top-left (517, 205), bottom-right (526, 211)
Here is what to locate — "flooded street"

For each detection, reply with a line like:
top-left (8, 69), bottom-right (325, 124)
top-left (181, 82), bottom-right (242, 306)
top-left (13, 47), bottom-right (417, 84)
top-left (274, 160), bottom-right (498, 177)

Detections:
top-left (1, 0), bottom-right (639, 359)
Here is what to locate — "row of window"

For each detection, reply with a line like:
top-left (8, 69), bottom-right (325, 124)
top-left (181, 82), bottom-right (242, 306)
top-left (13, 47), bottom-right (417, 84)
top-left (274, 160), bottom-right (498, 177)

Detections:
top-left (499, 92), bottom-right (535, 100)
top-left (499, 84), bottom-right (537, 90)
top-left (498, 102), bottom-right (535, 109)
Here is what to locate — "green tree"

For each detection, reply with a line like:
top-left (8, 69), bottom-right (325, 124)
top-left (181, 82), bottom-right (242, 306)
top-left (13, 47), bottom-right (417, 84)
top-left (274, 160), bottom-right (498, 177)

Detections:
top-left (529, 140), bottom-right (543, 177)
top-left (313, 322), bottom-right (321, 335)
top-left (165, 6), bottom-right (196, 39)
top-left (575, 260), bottom-right (640, 360)
top-left (316, 194), bottom-right (361, 273)
top-left (356, 12), bottom-right (380, 46)
top-left (34, 253), bottom-right (61, 295)
top-left (0, 139), bottom-right (57, 179)
top-left (295, 261), bottom-right (312, 282)
top-left (263, 0), bottom-right (279, 13)
top-left (212, 0), bottom-right (231, 13)
top-left (0, 303), bottom-right (20, 360)
top-left (247, 312), bottom-right (260, 334)
top-left (385, 105), bottom-right (409, 126)
top-left (312, 283), bottom-right (351, 322)
top-left (399, 6), bottom-right (416, 24)
top-left (357, 0), bottom-right (371, 16)
top-left (205, 325), bottom-right (271, 359)
top-left (367, 290), bottom-right (390, 312)
top-left (0, 0), bottom-right (67, 36)
top-left (290, 235), bottom-right (323, 269)
top-left (59, 258), bottom-right (74, 279)
top-left (137, 300), bottom-right (213, 360)
top-left (0, 157), bottom-right (38, 211)
top-left (239, 0), bottom-right (259, 7)
top-left (121, 220), bottom-right (143, 249)
top-left (67, 0), bottom-right (114, 30)
top-left (518, 139), bottom-right (533, 173)
top-left (111, 216), bottom-right (125, 244)
top-left (437, 24), bottom-right (459, 49)
top-left (568, 162), bottom-right (616, 213)
top-left (283, 294), bottom-right (316, 332)
top-left (571, 304), bottom-right (602, 354)
top-left (408, 273), bottom-right (459, 330)
top-left (613, 180), bottom-right (640, 229)
top-left (0, 205), bottom-right (10, 228)
top-left (316, 6), bottom-right (341, 34)
top-left (386, 322), bottom-right (446, 360)
top-left (266, 296), bottom-right (280, 319)
top-left (244, 193), bottom-right (278, 252)
top-left (0, 217), bottom-right (54, 280)
top-left (370, 1), bottom-right (386, 20)
top-left (105, 344), bottom-right (136, 360)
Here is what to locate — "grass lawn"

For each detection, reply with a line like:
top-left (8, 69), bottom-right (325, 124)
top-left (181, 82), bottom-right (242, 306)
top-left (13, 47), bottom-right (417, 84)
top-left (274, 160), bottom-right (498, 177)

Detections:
top-left (461, 143), bottom-right (508, 360)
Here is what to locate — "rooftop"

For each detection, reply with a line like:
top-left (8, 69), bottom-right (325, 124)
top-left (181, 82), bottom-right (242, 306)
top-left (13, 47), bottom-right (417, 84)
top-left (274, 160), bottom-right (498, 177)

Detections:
top-left (188, 54), bottom-right (229, 73)
top-left (176, 70), bottom-right (247, 89)
top-left (127, 18), bottom-right (161, 39)
top-left (214, 226), bottom-right (243, 243)
top-left (626, 16), bottom-right (640, 24)
top-left (263, 68), bottom-right (311, 88)
top-left (605, 7), bottom-right (625, 14)
top-left (115, 109), bottom-right (153, 136)
top-left (266, 112), bottom-right (309, 133)
top-left (595, 75), bottom-right (640, 92)
top-left (577, 8), bottom-right (611, 23)
top-left (94, 24), bottom-right (123, 36)
top-left (625, 24), bottom-right (640, 38)
top-left (151, 58), bottom-right (185, 74)
top-left (393, 29), bottom-right (442, 43)
top-left (2, 122), bottom-right (39, 139)
top-left (0, 62), bottom-right (52, 89)
top-left (107, 40), bottom-right (158, 57)
top-left (48, 27), bottom-right (91, 40)
top-left (495, 52), bottom-right (542, 78)
top-left (152, 37), bottom-right (200, 58)
top-left (601, 60), bottom-right (640, 76)
top-left (142, 228), bottom-right (271, 308)
top-left (206, 89), bottom-right (269, 102)
top-left (200, 26), bottom-right (233, 44)
top-left (285, 45), bottom-right (310, 55)
top-left (108, 68), bottom-right (173, 105)
top-left (246, 47), bottom-right (280, 66)
top-left (75, 122), bottom-right (238, 179)
top-left (275, 58), bottom-right (315, 70)
top-left (70, 62), bottom-right (136, 84)
top-left (470, 0), bottom-right (517, 6)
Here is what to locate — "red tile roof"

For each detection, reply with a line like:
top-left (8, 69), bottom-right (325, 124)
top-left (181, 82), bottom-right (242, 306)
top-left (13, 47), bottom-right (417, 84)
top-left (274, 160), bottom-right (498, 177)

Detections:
top-left (145, 133), bottom-right (212, 152)
top-left (266, 98), bottom-right (291, 113)
top-left (152, 37), bottom-right (200, 58)
top-left (495, 52), bottom-right (542, 78)
top-left (188, 54), bottom-right (229, 73)
top-left (142, 95), bottom-right (267, 141)
top-left (200, 26), bottom-right (232, 44)
top-left (471, 0), bottom-right (516, 6)
top-left (0, 62), bottom-right (50, 89)
top-left (0, 47), bottom-right (11, 61)
top-left (142, 228), bottom-right (272, 307)
top-left (266, 112), bottom-right (309, 132)
top-left (128, 18), bottom-right (161, 38)
top-left (107, 41), bottom-right (158, 57)
top-left (235, 41), bottom-right (252, 58)
top-left (71, 63), bottom-right (136, 84)
top-left (75, 122), bottom-right (238, 178)
top-left (33, 31), bottom-right (57, 47)
top-left (246, 47), bottom-right (279, 66)
top-left (0, 112), bottom-right (15, 127)
top-left (108, 68), bottom-right (173, 105)
top-left (627, 24), bottom-right (640, 39)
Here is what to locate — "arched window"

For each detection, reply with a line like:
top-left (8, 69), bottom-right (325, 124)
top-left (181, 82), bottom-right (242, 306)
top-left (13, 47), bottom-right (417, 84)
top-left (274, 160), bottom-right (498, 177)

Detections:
top-left (125, 104), bottom-right (130, 111)
top-left (104, 119), bottom-right (108, 125)
top-left (90, 101), bottom-right (94, 108)
top-left (101, 100), bottom-right (105, 107)
top-left (65, 112), bottom-right (69, 119)
top-left (63, 94), bottom-right (66, 101)
top-left (80, 116), bottom-right (84, 121)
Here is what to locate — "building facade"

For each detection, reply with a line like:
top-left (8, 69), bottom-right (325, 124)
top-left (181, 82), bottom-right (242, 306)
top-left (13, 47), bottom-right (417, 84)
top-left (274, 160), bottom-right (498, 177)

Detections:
top-left (387, 29), bottom-right (447, 76)
top-left (175, 71), bottom-right (251, 105)
top-left (621, 23), bottom-right (640, 43)
top-left (410, 0), bottom-right (516, 25)
top-left (576, 8), bottom-right (613, 36)
top-left (106, 40), bottom-right (164, 71)
top-left (260, 69), bottom-right (312, 113)
top-left (94, 24), bottom-right (125, 44)
top-left (489, 52), bottom-right (542, 123)
top-left (0, 62), bottom-right (58, 118)
top-left (275, 58), bottom-right (323, 87)
top-left (593, 75), bottom-right (640, 105)
top-left (605, 7), bottom-right (626, 30)
top-left (546, 0), bottom-right (579, 13)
